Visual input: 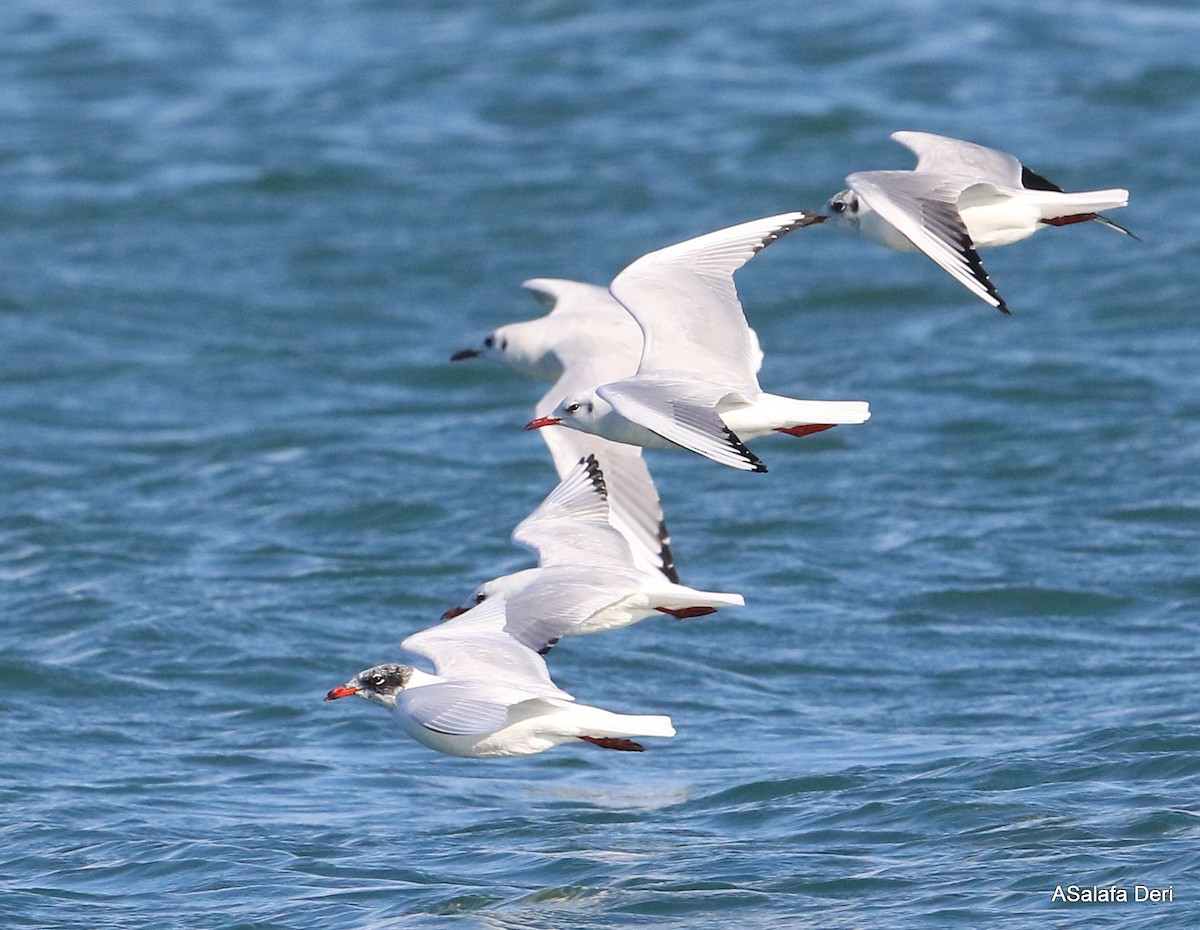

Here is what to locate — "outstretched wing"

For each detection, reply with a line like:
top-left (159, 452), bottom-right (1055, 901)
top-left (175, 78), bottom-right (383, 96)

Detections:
top-left (598, 378), bottom-right (766, 472)
top-left (511, 454), bottom-right (633, 570)
top-left (849, 170), bottom-right (1009, 313)
top-left (892, 130), bottom-right (1024, 187)
top-left (537, 429), bottom-right (679, 581)
top-left (610, 211), bottom-right (819, 395)
top-left (399, 682), bottom-right (513, 735)
top-left (400, 683), bottom-right (566, 736)
top-left (403, 596), bottom-right (573, 700)
top-left (500, 573), bottom-right (643, 654)
top-left (522, 277), bottom-right (629, 322)
top-left (520, 281), bottom-right (679, 582)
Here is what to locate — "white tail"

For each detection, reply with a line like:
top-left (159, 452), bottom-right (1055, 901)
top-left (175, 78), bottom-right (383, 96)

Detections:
top-left (572, 705), bottom-right (676, 739)
top-left (1039, 187), bottom-right (1129, 219)
top-left (721, 394), bottom-right (871, 440)
top-left (614, 714), bottom-right (676, 739)
top-left (654, 584), bottom-right (745, 611)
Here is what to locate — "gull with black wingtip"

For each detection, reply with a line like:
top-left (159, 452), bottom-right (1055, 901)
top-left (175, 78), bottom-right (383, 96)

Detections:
top-left (820, 130), bottom-right (1135, 313)
top-left (451, 278), bottom-right (685, 582)
top-left (441, 454), bottom-right (744, 632)
top-left (325, 586), bottom-right (675, 758)
top-left (525, 212), bottom-right (870, 472)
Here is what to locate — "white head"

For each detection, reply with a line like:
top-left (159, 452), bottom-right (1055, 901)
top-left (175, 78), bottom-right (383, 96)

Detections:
top-left (325, 663), bottom-right (413, 711)
top-left (450, 321), bottom-right (562, 381)
top-left (526, 391), bottom-right (613, 436)
top-left (450, 323), bottom-right (508, 359)
top-left (821, 188), bottom-right (865, 232)
top-left (440, 570), bottom-right (534, 620)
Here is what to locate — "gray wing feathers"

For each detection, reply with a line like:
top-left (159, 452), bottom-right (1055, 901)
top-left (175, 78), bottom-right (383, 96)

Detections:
top-left (512, 454), bottom-right (637, 570)
top-left (512, 454), bottom-right (609, 554)
top-left (599, 380), bottom-right (766, 472)
top-left (399, 684), bottom-right (512, 735)
top-left (403, 599), bottom-right (573, 700)
top-left (400, 685), bottom-right (570, 736)
top-left (535, 427), bottom-right (676, 580)
top-left (522, 277), bottom-right (618, 315)
top-left (593, 444), bottom-right (679, 581)
top-left (610, 212), bottom-right (814, 395)
top-left (892, 130), bottom-right (1024, 187)
top-left (850, 172), bottom-right (1008, 311)
top-left (503, 578), bottom-right (637, 654)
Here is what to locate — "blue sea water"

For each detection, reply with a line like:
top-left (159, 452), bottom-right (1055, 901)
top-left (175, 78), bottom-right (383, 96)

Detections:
top-left (2, 1), bottom-right (1198, 927)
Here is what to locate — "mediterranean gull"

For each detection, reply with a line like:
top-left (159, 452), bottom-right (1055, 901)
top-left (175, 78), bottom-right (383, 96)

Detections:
top-left (325, 590), bottom-right (675, 757)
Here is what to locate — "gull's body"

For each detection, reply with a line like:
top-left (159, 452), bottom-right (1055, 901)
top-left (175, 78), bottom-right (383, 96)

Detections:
top-left (452, 278), bottom-right (685, 581)
top-left (327, 592), bottom-right (675, 758)
top-left (528, 212), bottom-right (870, 472)
top-left (442, 455), bottom-right (744, 630)
top-left (822, 130), bottom-right (1134, 313)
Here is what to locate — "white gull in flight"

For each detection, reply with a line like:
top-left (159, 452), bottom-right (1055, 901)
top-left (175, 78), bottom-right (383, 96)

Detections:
top-left (451, 278), bottom-right (690, 581)
top-left (820, 130), bottom-right (1135, 313)
top-left (441, 453), bottom-right (744, 631)
top-left (526, 211), bottom-right (870, 472)
top-left (325, 588), bottom-right (675, 757)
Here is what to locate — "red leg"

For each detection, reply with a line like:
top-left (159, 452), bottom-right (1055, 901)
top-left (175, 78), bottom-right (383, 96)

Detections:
top-left (655, 606), bottom-right (718, 619)
top-left (774, 423), bottom-right (836, 438)
top-left (1041, 213), bottom-right (1099, 227)
top-left (579, 736), bottom-right (645, 752)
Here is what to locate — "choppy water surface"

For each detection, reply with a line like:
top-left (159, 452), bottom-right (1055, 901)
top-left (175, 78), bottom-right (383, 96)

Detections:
top-left (2, 2), bottom-right (1198, 928)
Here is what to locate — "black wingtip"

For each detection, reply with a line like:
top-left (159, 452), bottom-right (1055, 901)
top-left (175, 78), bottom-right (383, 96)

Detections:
top-left (578, 454), bottom-right (608, 500)
top-left (751, 212), bottom-right (825, 256)
top-left (657, 519), bottom-right (681, 584)
top-left (921, 198), bottom-right (1010, 314)
top-left (1020, 165), bottom-right (1065, 194)
top-left (959, 234), bottom-right (1009, 315)
top-left (722, 426), bottom-right (767, 472)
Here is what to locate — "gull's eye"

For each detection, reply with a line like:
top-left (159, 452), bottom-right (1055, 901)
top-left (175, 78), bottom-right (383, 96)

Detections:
top-left (474, 591), bottom-right (486, 604)
top-left (369, 673), bottom-right (387, 688)
top-left (831, 199), bottom-right (846, 214)
top-left (565, 402), bottom-right (581, 414)
top-left (483, 335), bottom-right (494, 348)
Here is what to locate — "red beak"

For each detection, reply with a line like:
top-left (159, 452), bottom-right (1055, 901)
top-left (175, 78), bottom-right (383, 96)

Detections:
top-left (325, 685), bottom-right (359, 701)
top-left (525, 416), bottom-right (561, 431)
top-left (440, 605), bottom-right (470, 620)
